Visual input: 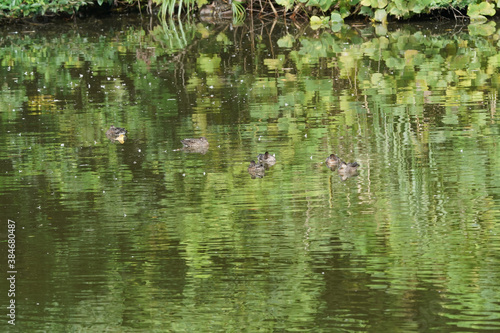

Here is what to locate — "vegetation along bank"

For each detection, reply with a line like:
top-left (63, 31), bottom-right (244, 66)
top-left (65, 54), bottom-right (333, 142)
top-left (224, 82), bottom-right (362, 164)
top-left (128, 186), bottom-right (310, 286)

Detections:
top-left (1, 0), bottom-right (498, 25)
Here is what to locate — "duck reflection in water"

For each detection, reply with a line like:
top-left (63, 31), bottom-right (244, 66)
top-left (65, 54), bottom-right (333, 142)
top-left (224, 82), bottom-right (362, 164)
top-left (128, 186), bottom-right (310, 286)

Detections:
top-left (257, 151), bottom-right (276, 169)
top-left (179, 137), bottom-right (209, 154)
top-left (199, 0), bottom-right (233, 21)
top-left (106, 125), bottom-right (127, 144)
top-left (337, 161), bottom-right (360, 181)
top-left (248, 160), bottom-right (265, 179)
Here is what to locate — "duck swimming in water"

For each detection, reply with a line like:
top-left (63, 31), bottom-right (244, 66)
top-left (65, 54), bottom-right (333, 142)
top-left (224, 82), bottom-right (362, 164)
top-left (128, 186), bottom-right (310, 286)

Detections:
top-left (106, 125), bottom-right (127, 136)
top-left (337, 161), bottom-right (360, 180)
top-left (257, 152), bottom-right (276, 166)
top-left (181, 137), bottom-right (209, 148)
top-left (179, 137), bottom-right (209, 154)
top-left (325, 154), bottom-right (342, 169)
top-left (106, 125), bottom-right (127, 144)
top-left (248, 160), bottom-right (265, 178)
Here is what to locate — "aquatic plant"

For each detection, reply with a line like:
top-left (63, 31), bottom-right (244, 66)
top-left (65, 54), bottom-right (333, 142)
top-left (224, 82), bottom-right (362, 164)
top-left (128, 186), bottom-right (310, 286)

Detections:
top-left (153, 0), bottom-right (199, 20)
top-left (232, 0), bottom-right (246, 22)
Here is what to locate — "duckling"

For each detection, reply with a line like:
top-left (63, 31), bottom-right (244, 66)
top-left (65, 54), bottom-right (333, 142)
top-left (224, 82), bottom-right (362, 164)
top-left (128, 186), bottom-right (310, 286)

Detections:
top-left (257, 151), bottom-right (276, 166)
top-left (106, 125), bottom-right (127, 144)
top-left (325, 154), bottom-right (342, 169)
top-left (248, 160), bottom-right (265, 178)
top-left (337, 161), bottom-right (359, 180)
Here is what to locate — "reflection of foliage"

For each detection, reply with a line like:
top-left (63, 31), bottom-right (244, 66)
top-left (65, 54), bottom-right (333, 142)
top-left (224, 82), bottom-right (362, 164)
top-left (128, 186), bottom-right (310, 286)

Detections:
top-left (150, 19), bottom-right (198, 53)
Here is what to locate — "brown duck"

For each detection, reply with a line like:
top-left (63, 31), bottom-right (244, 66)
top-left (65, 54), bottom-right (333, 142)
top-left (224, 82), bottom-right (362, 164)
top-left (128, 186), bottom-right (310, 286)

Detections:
top-left (180, 137), bottom-right (209, 154)
top-left (257, 152), bottom-right (276, 165)
top-left (248, 160), bottom-right (265, 178)
top-left (106, 125), bottom-right (127, 144)
top-left (181, 137), bottom-right (209, 148)
top-left (325, 154), bottom-right (342, 168)
top-left (337, 161), bottom-right (360, 180)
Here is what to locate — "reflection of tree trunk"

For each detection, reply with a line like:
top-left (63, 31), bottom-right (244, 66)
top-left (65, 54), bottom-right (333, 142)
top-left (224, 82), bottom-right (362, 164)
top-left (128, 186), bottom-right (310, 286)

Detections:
top-left (304, 196), bottom-right (312, 251)
top-left (328, 174), bottom-right (334, 208)
top-left (490, 91), bottom-right (496, 122)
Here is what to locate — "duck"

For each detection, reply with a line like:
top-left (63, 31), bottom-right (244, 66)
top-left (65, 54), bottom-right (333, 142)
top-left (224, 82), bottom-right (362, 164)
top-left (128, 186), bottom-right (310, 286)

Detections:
top-left (181, 137), bottom-right (209, 148)
top-left (179, 137), bottom-right (209, 154)
top-left (248, 160), bottom-right (265, 178)
top-left (337, 161), bottom-right (360, 180)
top-left (257, 151), bottom-right (276, 165)
top-left (325, 154), bottom-right (342, 168)
top-left (106, 125), bottom-right (127, 137)
top-left (106, 125), bottom-right (127, 144)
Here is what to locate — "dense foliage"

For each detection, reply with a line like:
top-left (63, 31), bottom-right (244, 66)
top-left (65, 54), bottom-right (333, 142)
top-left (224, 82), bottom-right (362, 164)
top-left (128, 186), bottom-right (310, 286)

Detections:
top-left (0, 0), bottom-right (92, 18)
top-left (0, 0), bottom-right (499, 22)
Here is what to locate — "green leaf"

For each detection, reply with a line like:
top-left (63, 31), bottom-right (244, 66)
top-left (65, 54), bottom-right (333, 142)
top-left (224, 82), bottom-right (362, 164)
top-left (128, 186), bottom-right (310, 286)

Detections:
top-left (307, 0), bottom-right (331, 11)
top-left (377, 0), bottom-right (387, 8)
top-left (276, 0), bottom-right (294, 10)
top-left (469, 15), bottom-right (488, 23)
top-left (330, 11), bottom-right (343, 23)
top-left (277, 35), bottom-right (295, 48)
top-left (339, 6), bottom-right (350, 17)
top-left (375, 24), bottom-right (388, 36)
top-left (359, 6), bottom-right (373, 17)
top-left (468, 2), bottom-right (496, 18)
top-left (374, 8), bottom-right (387, 23)
top-left (310, 15), bottom-right (328, 30)
top-left (331, 23), bottom-right (342, 32)
top-left (469, 21), bottom-right (496, 36)
top-left (310, 15), bottom-right (323, 30)
top-left (310, 15), bottom-right (323, 24)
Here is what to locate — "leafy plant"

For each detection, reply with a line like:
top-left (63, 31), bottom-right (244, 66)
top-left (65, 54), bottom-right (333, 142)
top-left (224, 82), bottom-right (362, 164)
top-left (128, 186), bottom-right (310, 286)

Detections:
top-left (1, 0), bottom-right (499, 22)
top-left (232, 0), bottom-right (246, 22)
top-left (0, 0), bottom-right (92, 17)
top-left (467, 1), bottom-right (496, 22)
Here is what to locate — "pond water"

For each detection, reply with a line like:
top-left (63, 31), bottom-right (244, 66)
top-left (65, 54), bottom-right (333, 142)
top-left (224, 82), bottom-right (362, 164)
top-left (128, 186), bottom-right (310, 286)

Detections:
top-left (1, 15), bottom-right (500, 332)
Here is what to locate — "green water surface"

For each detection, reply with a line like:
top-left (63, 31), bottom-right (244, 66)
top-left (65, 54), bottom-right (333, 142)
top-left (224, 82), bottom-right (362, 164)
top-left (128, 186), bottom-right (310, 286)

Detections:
top-left (1, 16), bottom-right (500, 332)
